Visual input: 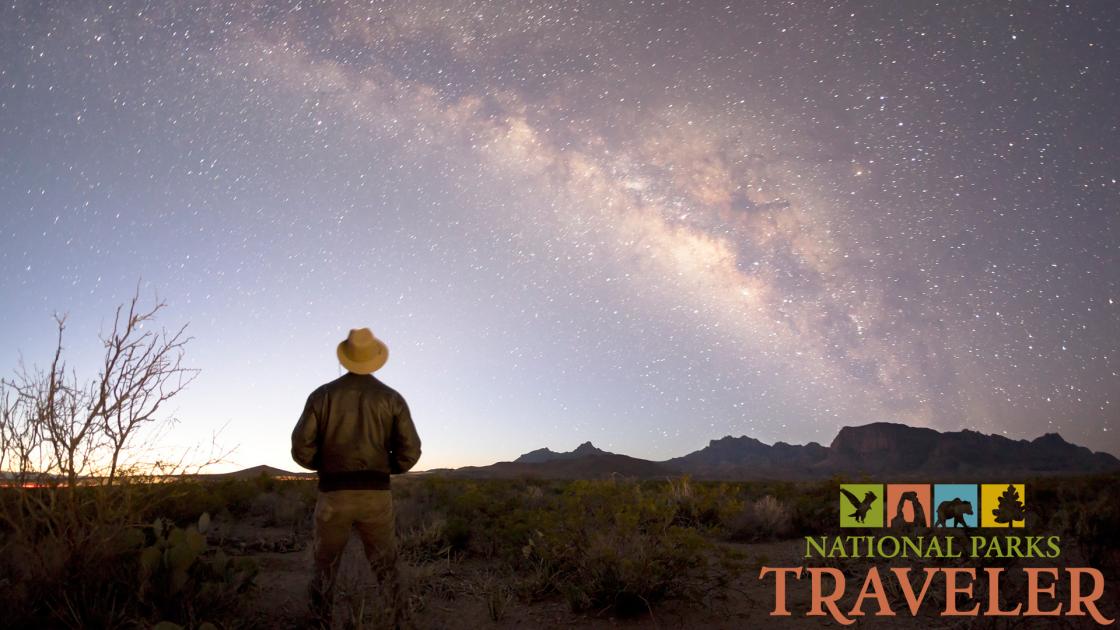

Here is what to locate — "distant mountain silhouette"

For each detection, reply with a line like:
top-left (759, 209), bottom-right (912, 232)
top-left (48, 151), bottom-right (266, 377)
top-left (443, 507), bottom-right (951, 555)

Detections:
top-left (450, 422), bottom-right (1120, 480)
top-left (7, 424), bottom-right (1114, 483)
top-left (0, 464), bottom-right (314, 484)
top-left (435, 441), bottom-right (673, 477)
top-left (514, 441), bottom-right (610, 463)
top-left (817, 423), bottom-right (1120, 477)
top-left (450, 452), bottom-right (673, 479)
top-left (664, 435), bottom-right (827, 478)
top-left (197, 465), bottom-right (313, 480)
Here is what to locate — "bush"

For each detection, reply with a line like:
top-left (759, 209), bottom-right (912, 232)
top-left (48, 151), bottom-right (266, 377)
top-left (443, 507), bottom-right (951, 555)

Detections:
top-left (247, 489), bottom-right (308, 528)
top-left (515, 479), bottom-right (723, 616)
top-left (399, 515), bottom-right (451, 565)
top-left (666, 477), bottom-right (742, 530)
top-left (726, 495), bottom-right (792, 542)
top-left (0, 484), bottom-right (258, 628)
top-left (391, 476), bottom-right (733, 617)
top-left (1051, 475), bottom-right (1120, 572)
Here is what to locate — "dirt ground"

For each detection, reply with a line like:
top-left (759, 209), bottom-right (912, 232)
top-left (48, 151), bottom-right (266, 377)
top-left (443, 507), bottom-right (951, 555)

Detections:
top-left (219, 522), bottom-right (1118, 629)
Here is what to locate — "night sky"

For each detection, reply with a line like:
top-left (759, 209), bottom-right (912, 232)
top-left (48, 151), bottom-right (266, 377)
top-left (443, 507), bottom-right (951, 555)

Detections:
top-left (1, 1), bottom-right (1117, 471)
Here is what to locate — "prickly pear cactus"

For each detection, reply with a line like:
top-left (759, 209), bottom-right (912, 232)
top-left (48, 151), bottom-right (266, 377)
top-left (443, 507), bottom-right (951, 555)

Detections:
top-left (136, 512), bottom-right (257, 625)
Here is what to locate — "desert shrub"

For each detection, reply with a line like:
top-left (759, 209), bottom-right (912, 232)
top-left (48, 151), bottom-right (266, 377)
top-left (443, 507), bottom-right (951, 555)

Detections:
top-left (0, 291), bottom-right (266, 627)
top-left (443, 515), bottom-right (474, 551)
top-left (136, 477), bottom-right (317, 527)
top-left (0, 484), bottom-right (258, 628)
top-left (0, 484), bottom-right (142, 626)
top-left (391, 476), bottom-right (732, 617)
top-left (666, 477), bottom-right (742, 530)
top-left (470, 571), bottom-right (515, 622)
top-left (398, 515), bottom-right (451, 565)
top-left (207, 478), bottom-right (272, 518)
top-left (515, 479), bottom-right (725, 616)
top-left (398, 478), bottom-right (540, 558)
top-left (137, 481), bottom-right (233, 524)
top-left (247, 488), bottom-right (307, 527)
top-left (1052, 475), bottom-right (1120, 572)
top-left (0, 499), bottom-right (147, 628)
top-left (726, 495), bottom-right (793, 542)
top-left (788, 481), bottom-right (835, 534)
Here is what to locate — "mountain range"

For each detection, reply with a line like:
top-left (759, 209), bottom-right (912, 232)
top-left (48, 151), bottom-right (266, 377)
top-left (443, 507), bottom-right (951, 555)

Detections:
top-left (436, 422), bottom-right (1120, 480)
top-left (11, 423), bottom-right (1112, 482)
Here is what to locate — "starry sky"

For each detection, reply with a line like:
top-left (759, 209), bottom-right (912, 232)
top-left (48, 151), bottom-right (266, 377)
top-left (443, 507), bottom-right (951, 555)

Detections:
top-left (1, 1), bottom-right (1118, 471)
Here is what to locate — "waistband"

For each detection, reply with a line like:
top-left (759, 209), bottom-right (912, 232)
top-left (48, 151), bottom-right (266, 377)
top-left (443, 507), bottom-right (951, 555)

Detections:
top-left (317, 469), bottom-right (391, 491)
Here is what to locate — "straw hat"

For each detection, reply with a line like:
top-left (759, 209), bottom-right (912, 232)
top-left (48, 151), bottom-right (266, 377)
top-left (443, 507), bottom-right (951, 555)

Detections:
top-left (337, 328), bottom-right (389, 374)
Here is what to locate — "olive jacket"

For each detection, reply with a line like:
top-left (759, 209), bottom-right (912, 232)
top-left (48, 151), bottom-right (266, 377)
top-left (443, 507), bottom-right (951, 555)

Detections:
top-left (291, 372), bottom-right (422, 491)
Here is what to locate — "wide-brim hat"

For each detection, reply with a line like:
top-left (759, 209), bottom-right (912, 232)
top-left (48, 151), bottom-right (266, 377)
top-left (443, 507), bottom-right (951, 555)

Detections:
top-left (337, 328), bottom-right (389, 374)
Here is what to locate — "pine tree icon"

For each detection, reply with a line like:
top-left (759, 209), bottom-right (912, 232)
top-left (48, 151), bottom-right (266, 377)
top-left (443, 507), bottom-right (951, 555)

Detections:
top-left (992, 484), bottom-right (1026, 525)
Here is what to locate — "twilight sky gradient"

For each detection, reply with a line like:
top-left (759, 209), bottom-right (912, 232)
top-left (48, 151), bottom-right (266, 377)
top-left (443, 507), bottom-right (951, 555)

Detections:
top-left (1, 1), bottom-right (1118, 471)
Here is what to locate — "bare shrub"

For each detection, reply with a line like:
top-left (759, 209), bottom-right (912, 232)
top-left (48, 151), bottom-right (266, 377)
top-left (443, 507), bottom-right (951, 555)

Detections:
top-left (0, 287), bottom-right (242, 627)
top-left (727, 495), bottom-right (793, 542)
top-left (1, 285), bottom-right (198, 488)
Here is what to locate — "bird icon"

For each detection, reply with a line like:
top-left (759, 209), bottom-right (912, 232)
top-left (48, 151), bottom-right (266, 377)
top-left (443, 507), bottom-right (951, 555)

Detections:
top-left (840, 488), bottom-right (878, 523)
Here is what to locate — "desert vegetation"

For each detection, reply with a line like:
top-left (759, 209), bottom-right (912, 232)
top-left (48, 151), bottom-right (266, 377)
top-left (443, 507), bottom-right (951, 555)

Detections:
top-left (0, 467), bottom-right (830, 627)
top-left (2, 294), bottom-right (1119, 628)
top-left (4, 469), bottom-right (1118, 628)
top-left (0, 289), bottom-right (245, 628)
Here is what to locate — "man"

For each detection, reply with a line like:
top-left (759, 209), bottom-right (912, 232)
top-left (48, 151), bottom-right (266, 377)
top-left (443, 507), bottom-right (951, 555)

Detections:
top-left (291, 327), bottom-right (422, 623)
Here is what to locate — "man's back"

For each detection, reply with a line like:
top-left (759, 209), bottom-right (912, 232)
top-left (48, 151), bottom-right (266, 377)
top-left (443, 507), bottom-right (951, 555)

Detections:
top-left (291, 372), bottom-right (422, 490)
top-left (293, 327), bottom-right (417, 624)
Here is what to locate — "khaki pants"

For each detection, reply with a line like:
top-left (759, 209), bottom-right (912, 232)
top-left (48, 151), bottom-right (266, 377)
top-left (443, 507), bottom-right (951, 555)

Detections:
top-left (309, 489), bottom-right (401, 623)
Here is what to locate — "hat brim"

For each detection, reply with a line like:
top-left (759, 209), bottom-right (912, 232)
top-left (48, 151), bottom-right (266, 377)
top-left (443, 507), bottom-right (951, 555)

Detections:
top-left (337, 339), bottom-right (389, 374)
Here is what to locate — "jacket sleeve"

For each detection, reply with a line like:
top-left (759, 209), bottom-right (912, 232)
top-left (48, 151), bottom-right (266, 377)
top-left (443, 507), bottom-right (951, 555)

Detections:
top-left (389, 394), bottom-right (421, 474)
top-left (291, 391), bottom-right (321, 471)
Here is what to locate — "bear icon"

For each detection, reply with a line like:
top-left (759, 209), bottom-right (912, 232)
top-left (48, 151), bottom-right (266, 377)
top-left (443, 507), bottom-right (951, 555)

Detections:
top-left (934, 498), bottom-right (973, 528)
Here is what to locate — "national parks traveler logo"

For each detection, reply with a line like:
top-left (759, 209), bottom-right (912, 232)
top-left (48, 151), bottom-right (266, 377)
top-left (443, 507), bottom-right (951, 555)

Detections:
top-left (840, 483), bottom-right (1027, 528)
top-left (761, 481), bottom-right (1116, 625)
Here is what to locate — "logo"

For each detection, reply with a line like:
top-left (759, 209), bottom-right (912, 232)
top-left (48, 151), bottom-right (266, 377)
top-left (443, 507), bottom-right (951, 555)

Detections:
top-left (838, 484), bottom-right (883, 527)
top-left (886, 483), bottom-right (930, 528)
top-left (839, 482), bottom-right (1026, 529)
top-left (981, 483), bottom-right (1026, 527)
top-left (933, 483), bottom-right (979, 528)
top-left (759, 480), bottom-right (1115, 625)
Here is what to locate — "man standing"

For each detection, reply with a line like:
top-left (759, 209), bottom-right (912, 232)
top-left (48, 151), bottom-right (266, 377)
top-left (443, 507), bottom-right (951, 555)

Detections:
top-left (291, 327), bottom-right (422, 624)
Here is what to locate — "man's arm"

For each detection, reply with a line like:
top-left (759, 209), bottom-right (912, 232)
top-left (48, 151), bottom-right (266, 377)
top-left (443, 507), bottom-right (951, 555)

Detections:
top-left (389, 394), bottom-right (421, 474)
top-left (291, 391), bottom-right (321, 471)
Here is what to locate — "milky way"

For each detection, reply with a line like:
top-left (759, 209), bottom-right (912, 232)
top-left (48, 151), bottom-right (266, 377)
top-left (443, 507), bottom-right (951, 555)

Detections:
top-left (1, 1), bottom-right (1117, 469)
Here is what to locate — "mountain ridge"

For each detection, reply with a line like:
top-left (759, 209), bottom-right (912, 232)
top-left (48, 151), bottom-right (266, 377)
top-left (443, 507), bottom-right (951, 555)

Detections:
top-left (514, 441), bottom-right (609, 464)
top-left (10, 424), bottom-right (1112, 482)
top-left (460, 422), bottom-right (1120, 480)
